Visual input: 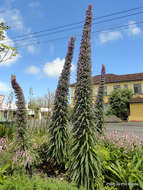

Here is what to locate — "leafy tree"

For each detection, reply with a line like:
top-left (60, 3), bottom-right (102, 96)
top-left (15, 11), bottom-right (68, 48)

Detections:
top-left (6, 89), bottom-right (14, 120)
top-left (69, 5), bottom-right (101, 190)
top-left (94, 64), bottom-right (106, 134)
top-left (0, 22), bottom-right (18, 63)
top-left (107, 88), bottom-right (133, 120)
top-left (28, 89), bottom-right (55, 109)
top-left (47, 37), bottom-right (75, 170)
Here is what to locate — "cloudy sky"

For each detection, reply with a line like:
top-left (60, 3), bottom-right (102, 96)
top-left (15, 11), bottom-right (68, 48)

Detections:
top-left (0, 0), bottom-right (143, 103)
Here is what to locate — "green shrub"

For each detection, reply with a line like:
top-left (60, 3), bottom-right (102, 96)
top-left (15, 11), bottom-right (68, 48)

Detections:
top-left (94, 139), bottom-right (143, 190)
top-left (0, 123), bottom-right (16, 139)
top-left (107, 88), bottom-right (133, 120)
top-left (0, 163), bottom-right (9, 184)
top-left (0, 174), bottom-right (85, 190)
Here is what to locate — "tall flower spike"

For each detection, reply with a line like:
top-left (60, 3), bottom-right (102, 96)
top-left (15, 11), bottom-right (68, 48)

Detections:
top-left (47, 37), bottom-right (76, 168)
top-left (95, 64), bottom-right (106, 134)
top-left (69, 5), bottom-right (101, 190)
top-left (11, 74), bottom-right (27, 150)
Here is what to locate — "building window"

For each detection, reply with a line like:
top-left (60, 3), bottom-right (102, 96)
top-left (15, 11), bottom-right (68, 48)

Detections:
top-left (114, 85), bottom-right (120, 90)
top-left (104, 103), bottom-right (108, 112)
top-left (104, 86), bottom-right (107, 96)
top-left (134, 84), bottom-right (142, 94)
top-left (124, 84), bottom-right (128, 88)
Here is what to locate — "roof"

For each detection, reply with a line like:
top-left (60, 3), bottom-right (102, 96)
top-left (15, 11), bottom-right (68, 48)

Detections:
top-left (130, 97), bottom-right (143, 103)
top-left (70, 73), bottom-right (143, 87)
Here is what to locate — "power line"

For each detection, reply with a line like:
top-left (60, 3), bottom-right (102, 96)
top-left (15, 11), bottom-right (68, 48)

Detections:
top-left (15, 20), bottom-right (143, 49)
top-left (4, 10), bottom-right (143, 46)
top-left (0, 7), bottom-right (15, 14)
top-left (7, 5), bottom-right (143, 41)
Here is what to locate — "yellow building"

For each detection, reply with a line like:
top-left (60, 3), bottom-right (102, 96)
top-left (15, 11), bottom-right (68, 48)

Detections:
top-left (70, 73), bottom-right (143, 121)
top-left (128, 97), bottom-right (143, 121)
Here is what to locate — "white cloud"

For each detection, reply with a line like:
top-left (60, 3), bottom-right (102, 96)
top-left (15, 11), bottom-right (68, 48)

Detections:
top-left (16, 27), bottom-right (37, 54)
top-left (0, 81), bottom-right (10, 92)
top-left (27, 45), bottom-right (35, 54)
top-left (28, 1), bottom-right (40, 7)
top-left (99, 31), bottom-right (123, 44)
top-left (0, 7), bottom-right (37, 54)
top-left (49, 44), bottom-right (54, 56)
top-left (0, 31), bottom-right (20, 66)
top-left (25, 66), bottom-right (40, 74)
top-left (0, 18), bottom-right (5, 23)
top-left (43, 58), bottom-right (75, 78)
top-left (0, 8), bottom-right (24, 31)
top-left (127, 21), bottom-right (142, 36)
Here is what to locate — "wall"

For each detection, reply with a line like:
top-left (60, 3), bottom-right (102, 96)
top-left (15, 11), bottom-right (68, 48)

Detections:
top-left (128, 103), bottom-right (143, 121)
top-left (70, 80), bottom-right (143, 107)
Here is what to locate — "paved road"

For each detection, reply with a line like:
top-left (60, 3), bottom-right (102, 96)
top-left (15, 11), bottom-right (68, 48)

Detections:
top-left (105, 122), bottom-right (143, 136)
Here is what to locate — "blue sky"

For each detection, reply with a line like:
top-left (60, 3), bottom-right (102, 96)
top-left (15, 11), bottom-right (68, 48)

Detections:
top-left (0, 0), bottom-right (143, 103)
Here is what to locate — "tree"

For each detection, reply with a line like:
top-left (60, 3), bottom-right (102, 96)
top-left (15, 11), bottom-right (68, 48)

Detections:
top-left (107, 88), bottom-right (133, 120)
top-left (28, 89), bottom-right (55, 109)
top-left (0, 22), bottom-right (18, 63)
top-left (47, 37), bottom-right (75, 170)
top-left (69, 5), bottom-right (101, 190)
top-left (6, 89), bottom-right (14, 120)
top-left (94, 64), bottom-right (106, 134)
top-left (28, 87), bottom-right (34, 108)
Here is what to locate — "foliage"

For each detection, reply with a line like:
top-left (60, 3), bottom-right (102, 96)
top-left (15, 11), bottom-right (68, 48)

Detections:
top-left (0, 123), bottom-right (16, 139)
top-left (0, 137), bottom-right (7, 153)
top-left (69, 5), bottom-right (101, 190)
top-left (103, 130), bottom-right (143, 152)
top-left (28, 88), bottom-right (55, 109)
top-left (0, 22), bottom-right (18, 63)
top-left (94, 64), bottom-right (106, 134)
top-left (11, 75), bottom-right (28, 149)
top-left (107, 88), bottom-right (133, 120)
top-left (11, 75), bottom-right (36, 173)
top-left (47, 37), bottom-right (75, 169)
top-left (0, 174), bottom-right (86, 190)
top-left (101, 186), bottom-right (118, 190)
top-left (94, 135), bottom-right (143, 190)
top-left (0, 163), bottom-right (9, 184)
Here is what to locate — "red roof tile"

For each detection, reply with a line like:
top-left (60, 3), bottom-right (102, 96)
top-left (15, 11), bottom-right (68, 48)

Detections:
top-left (130, 97), bottom-right (143, 103)
top-left (70, 73), bottom-right (143, 87)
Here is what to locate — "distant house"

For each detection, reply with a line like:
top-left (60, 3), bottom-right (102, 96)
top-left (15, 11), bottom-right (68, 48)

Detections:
top-left (0, 102), bottom-right (52, 121)
top-left (70, 72), bottom-right (143, 121)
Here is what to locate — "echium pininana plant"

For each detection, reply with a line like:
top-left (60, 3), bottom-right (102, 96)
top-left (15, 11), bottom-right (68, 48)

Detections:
top-left (11, 75), bottom-right (27, 150)
top-left (95, 64), bottom-right (106, 134)
top-left (11, 75), bottom-right (33, 174)
top-left (69, 5), bottom-right (101, 190)
top-left (47, 37), bottom-right (75, 168)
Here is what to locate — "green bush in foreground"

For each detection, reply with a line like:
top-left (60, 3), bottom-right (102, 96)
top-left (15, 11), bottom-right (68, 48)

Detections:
top-left (0, 123), bottom-right (16, 139)
top-left (0, 174), bottom-right (85, 190)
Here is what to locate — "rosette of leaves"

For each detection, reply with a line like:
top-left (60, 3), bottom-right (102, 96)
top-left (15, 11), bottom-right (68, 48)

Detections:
top-left (47, 37), bottom-right (75, 171)
top-left (69, 5), bottom-right (101, 190)
top-left (94, 64), bottom-right (106, 134)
